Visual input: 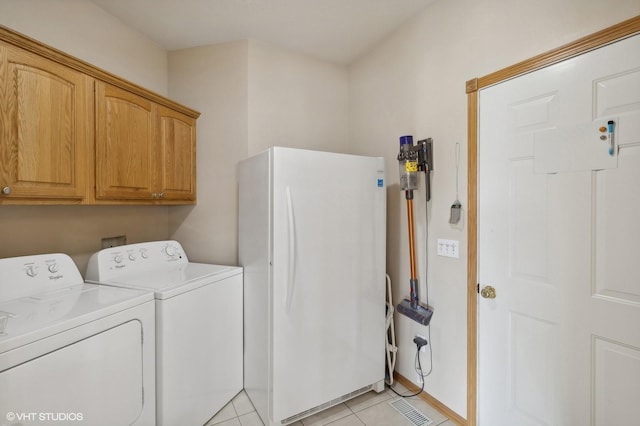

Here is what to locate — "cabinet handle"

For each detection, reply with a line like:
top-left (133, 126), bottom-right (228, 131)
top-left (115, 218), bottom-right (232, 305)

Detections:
top-left (159, 192), bottom-right (165, 198)
top-left (2, 186), bottom-right (11, 195)
top-left (152, 193), bottom-right (158, 199)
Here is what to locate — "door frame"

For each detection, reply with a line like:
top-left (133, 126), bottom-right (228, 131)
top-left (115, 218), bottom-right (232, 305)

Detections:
top-left (465, 15), bottom-right (640, 426)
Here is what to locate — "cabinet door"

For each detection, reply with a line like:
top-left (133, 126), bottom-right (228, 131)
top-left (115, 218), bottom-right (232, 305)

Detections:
top-left (95, 82), bottom-right (156, 200)
top-left (0, 44), bottom-right (88, 202)
top-left (157, 106), bottom-right (196, 202)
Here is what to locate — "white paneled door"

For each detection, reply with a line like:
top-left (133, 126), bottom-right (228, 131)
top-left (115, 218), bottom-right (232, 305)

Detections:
top-left (478, 34), bottom-right (640, 425)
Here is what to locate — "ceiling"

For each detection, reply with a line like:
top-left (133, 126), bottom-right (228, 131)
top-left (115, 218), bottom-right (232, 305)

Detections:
top-left (88, 0), bottom-right (435, 64)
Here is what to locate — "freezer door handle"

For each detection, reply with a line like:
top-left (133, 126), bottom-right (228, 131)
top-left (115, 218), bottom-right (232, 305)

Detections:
top-left (285, 186), bottom-right (297, 314)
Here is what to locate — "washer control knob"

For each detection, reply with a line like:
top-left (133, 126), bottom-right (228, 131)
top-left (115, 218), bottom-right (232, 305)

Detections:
top-left (140, 249), bottom-right (149, 259)
top-left (26, 265), bottom-right (38, 277)
top-left (114, 255), bottom-right (124, 264)
top-left (128, 253), bottom-right (136, 261)
top-left (48, 263), bottom-right (59, 273)
top-left (164, 245), bottom-right (177, 257)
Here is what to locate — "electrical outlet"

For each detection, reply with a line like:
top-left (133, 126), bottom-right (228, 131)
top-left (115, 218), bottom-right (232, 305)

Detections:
top-left (101, 235), bottom-right (126, 249)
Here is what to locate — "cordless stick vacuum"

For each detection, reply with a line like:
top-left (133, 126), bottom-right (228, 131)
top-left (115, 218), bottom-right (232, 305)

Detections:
top-left (396, 135), bottom-right (434, 326)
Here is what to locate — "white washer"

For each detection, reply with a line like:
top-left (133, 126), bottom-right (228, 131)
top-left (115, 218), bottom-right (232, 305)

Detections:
top-left (86, 240), bottom-right (243, 426)
top-left (0, 253), bottom-right (156, 426)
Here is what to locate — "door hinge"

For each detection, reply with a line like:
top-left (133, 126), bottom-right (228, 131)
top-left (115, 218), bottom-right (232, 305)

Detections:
top-left (477, 283), bottom-right (480, 294)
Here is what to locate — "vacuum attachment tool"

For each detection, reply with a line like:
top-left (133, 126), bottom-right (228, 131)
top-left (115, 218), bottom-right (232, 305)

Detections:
top-left (449, 200), bottom-right (462, 224)
top-left (449, 142), bottom-right (462, 224)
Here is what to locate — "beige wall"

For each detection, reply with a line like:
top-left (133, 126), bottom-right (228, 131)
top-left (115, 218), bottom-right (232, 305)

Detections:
top-left (349, 0), bottom-right (640, 417)
top-left (0, 206), bottom-right (169, 273)
top-left (168, 40), bottom-right (350, 265)
top-left (247, 39), bottom-right (349, 155)
top-left (167, 41), bottom-right (249, 265)
top-left (0, 0), bottom-right (171, 273)
top-left (0, 0), bottom-right (168, 95)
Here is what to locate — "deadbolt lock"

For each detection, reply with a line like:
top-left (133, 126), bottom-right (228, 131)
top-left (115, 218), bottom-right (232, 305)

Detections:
top-left (480, 285), bottom-right (496, 299)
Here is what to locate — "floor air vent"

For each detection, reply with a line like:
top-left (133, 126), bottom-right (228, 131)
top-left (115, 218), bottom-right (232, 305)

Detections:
top-left (389, 399), bottom-right (433, 426)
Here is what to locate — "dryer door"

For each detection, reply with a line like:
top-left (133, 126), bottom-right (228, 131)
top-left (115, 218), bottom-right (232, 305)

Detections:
top-left (0, 320), bottom-right (144, 426)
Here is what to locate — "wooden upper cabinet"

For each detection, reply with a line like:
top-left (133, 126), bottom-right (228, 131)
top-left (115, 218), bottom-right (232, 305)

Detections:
top-left (95, 82), bottom-right (157, 201)
top-left (95, 83), bottom-right (197, 203)
top-left (0, 43), bottom-right (89, 202)
top-left (158, 106), bottom-right (196, 202)
top-left (0, 26), bottom-right (200, 205)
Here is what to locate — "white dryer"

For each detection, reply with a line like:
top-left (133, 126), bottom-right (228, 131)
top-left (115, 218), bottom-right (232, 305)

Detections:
top-left (86, 240), bottom-right (243, 426)
top-left (0, 253), bottom-right (155, 426)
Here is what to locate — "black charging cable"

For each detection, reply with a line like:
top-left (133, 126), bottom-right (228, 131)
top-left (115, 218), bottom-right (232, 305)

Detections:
top-left (388, 337), bottom-right (428, 398)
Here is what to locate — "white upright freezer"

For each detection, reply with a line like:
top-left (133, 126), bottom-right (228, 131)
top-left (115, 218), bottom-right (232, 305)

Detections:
top-left (239, 147), bottom-right (386, 426)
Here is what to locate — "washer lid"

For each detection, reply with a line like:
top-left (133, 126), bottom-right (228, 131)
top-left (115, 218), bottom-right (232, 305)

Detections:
top-left (89, 263), bottom-right (242, 300)
top-left (0, 283), bottom-right (153, 354)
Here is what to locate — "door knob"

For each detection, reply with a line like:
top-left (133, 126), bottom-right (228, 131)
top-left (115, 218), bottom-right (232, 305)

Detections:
top-left (480, 285), bottom-right (496, 299)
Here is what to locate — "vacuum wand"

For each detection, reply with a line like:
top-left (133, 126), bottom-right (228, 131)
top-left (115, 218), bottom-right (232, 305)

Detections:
top-left (405, 190), bottom-right (419, 309)
top-left (396, 135), bottom-right (434, 326)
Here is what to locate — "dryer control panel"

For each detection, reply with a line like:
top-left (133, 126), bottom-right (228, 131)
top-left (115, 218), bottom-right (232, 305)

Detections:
top-left (0, 253), bottom-right (83, 303)
top-left (85, 241), bottom-right (189, 281)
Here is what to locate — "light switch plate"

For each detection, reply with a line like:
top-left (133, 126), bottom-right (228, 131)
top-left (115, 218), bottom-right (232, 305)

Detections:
top-left (437, 238), bottom-right (459, 258)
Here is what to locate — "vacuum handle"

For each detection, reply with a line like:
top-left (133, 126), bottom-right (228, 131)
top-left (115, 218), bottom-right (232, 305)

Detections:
top-left (285, 186), bottom-right (297, 314)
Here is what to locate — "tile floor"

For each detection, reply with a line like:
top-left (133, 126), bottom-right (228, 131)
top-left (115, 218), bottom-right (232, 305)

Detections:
top-left (205, 382), bottom-right (458, 426)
